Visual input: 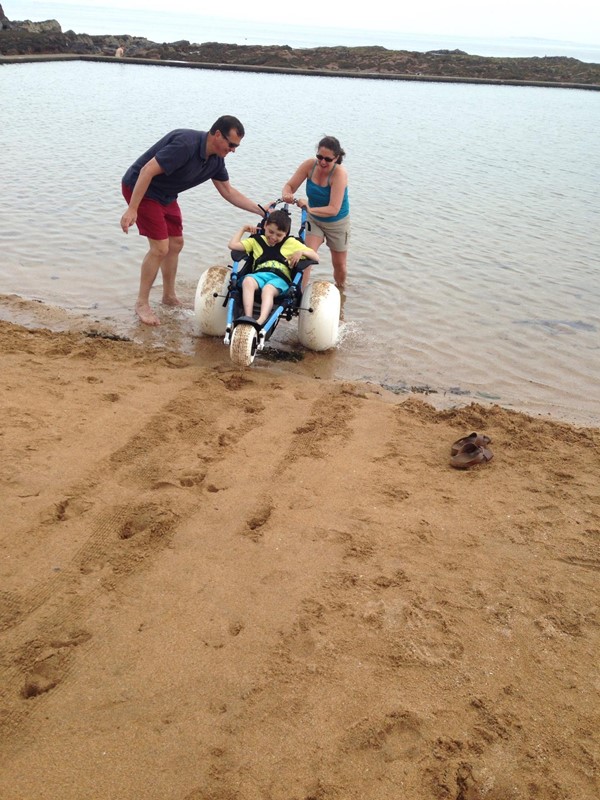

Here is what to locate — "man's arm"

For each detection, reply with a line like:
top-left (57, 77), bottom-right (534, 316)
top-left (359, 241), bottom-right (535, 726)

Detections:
top-left (120, 157), bottom-right (165, 233)
top-left (212, 179), bottom-right (263, 215)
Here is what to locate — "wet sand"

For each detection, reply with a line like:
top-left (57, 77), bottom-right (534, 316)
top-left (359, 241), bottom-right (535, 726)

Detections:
top-left (0, 319), bottom-right (598, 799)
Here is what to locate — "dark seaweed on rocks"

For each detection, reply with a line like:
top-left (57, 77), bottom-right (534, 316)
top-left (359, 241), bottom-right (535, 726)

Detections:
top-left (1, 10), bottom-right (599, 87)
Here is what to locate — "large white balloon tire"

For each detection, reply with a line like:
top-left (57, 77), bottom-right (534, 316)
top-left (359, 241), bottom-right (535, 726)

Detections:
top-left (230, 324), bottom-right (258, 368)
top-left (298, 280), bottom-right (340, 352)
top-left (194, 266), bottom-right (230, 336)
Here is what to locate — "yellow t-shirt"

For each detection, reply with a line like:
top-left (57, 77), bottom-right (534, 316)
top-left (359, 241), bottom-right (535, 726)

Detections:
top-left (242, 235), bottom-right (311, 281)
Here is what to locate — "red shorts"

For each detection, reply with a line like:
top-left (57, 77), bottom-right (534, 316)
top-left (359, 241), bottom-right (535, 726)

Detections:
top-left (121, 183), bottom-right (183, 240)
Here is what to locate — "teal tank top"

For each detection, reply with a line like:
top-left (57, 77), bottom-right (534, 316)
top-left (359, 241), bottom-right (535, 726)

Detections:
top-left (306, 163), bottom-right (349, 223)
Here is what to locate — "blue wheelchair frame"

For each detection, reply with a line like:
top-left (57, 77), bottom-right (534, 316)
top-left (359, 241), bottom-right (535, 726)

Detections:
top-left (223, 201), bottom-right (317, 347)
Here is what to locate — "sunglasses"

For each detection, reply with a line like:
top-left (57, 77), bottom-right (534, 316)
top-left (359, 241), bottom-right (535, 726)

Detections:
top-left (316, 154), bottom-right (335, 163)
top-left (222, 132), bottom-right (240, 150)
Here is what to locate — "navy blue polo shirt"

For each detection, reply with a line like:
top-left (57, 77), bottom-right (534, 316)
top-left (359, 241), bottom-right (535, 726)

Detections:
top-left (122, 129), bottom-right (229, 205)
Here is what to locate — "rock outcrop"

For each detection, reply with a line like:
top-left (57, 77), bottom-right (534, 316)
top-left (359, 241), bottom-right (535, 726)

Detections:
top-left (0, 3), bottom-right (10, 29)
top-left (1, 11), bottom-right (599, 87)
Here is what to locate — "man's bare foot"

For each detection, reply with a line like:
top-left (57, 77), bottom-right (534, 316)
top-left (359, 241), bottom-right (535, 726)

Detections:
top-left (161, 295), bottom-right (184, 308)
top-left (135, 301), bottom-right (160, 326)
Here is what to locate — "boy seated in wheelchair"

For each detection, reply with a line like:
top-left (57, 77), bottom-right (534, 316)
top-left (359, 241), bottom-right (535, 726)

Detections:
top-left (227, 209), bottom-right (319, 329)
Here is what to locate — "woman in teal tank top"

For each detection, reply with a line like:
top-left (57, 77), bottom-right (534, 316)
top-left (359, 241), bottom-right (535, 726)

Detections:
top-left (282, 136), bottom-right (350, 290)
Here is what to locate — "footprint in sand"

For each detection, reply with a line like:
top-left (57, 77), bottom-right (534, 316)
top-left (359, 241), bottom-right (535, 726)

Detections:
top-left (242, 502), bottom-right (273, 541)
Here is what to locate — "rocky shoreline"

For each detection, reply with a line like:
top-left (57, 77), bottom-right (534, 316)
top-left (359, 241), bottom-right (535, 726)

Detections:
top-left (1, 8), bottom-right (599, 88)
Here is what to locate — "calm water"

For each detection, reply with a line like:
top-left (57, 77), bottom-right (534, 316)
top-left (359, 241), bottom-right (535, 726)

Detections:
top-left (1, 60), bottom-right (599, 426)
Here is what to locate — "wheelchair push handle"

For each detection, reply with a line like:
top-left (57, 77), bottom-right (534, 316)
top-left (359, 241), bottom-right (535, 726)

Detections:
top-left (258, 199), bottom-right (309, 240)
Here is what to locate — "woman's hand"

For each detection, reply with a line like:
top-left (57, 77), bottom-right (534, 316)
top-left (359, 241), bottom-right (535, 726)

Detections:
top-left (295, 197), bottom-right (308, 210)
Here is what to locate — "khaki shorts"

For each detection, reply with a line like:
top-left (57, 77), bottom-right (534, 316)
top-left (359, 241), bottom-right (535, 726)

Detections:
top-left (306, 214), bottom-right (350, 253)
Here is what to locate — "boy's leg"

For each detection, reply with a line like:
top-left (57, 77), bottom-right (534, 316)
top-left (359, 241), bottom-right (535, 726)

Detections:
top-left (136, 237), bottom-right (170, 326)
top-left (242, 276), bottom-right (259, 316)
top-left (160, 235), bottom-right (185, 306)
top-left (256, 284), bottom-right (280, 325)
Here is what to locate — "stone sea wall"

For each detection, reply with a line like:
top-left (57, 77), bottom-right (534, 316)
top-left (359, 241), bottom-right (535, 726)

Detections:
top-left (1, 9), bottom-right (599, 88)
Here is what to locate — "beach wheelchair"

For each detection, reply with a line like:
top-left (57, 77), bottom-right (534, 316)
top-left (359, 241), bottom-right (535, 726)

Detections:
top-left (194, 201), bottom-right (341, 367)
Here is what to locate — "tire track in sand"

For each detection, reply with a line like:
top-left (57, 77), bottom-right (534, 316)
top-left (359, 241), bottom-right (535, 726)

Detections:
top-left (0, 369), bottom-right (315, 743)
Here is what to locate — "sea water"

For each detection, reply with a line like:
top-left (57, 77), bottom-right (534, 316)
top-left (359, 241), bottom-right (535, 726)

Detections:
top-left (1, 59), bottom-right (599, 426)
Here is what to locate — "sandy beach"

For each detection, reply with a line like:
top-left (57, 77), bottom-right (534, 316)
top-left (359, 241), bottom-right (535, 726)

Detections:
top-left (0, 318), bottom-right (598, 799)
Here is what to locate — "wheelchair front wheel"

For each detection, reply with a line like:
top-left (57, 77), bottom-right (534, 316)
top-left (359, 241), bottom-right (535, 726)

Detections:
top-left (194, 265), bottom-right (230, 336)
top-left (230, 323), bottom-right (258, 367)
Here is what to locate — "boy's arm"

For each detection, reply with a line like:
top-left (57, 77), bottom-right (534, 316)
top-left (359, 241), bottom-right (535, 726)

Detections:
top-left (288, 243), bottom-right (319, 267)
top-left (227, 224), bottom-right (256, 251)
top-left (302, 245), bottom-right (320, 262)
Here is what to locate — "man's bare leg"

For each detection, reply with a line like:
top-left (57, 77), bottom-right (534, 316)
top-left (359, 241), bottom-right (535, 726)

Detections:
top-left (160, 235), bottom-right (185, 307)
top-left (136, 237), bottom-right (169, 325)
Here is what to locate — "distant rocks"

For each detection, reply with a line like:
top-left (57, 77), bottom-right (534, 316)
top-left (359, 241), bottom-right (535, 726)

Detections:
top-left (1, 7), bottom-right (599, 87)
top-left (426, 49), bottom-right (468, 56)
top-left (0, 3), bottom-right (10, 28)
top-left (0, 19), bottom-right (145, 56)
top-left (0, 5), bottom-right (60, 34)
top-left (9, 18), bottom-right (61, 34)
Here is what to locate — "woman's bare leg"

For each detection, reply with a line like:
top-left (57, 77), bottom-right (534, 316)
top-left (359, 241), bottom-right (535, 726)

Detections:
top-left (330, 249), bottom-right (348, 290)
top-left (302, 233), bottom-right (323, 289)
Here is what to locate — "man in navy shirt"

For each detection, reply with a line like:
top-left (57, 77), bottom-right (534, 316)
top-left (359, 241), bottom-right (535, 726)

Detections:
top-left (121, 115), bottom-right (262, 326)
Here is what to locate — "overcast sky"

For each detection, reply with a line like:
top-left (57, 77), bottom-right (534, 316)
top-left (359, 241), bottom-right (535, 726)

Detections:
top-left (20, 0), bottom-right (600, 44)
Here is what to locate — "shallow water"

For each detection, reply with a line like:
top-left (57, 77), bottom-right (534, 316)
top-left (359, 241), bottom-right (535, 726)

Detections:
top-left (1, 61), bottom-right (599, 426)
